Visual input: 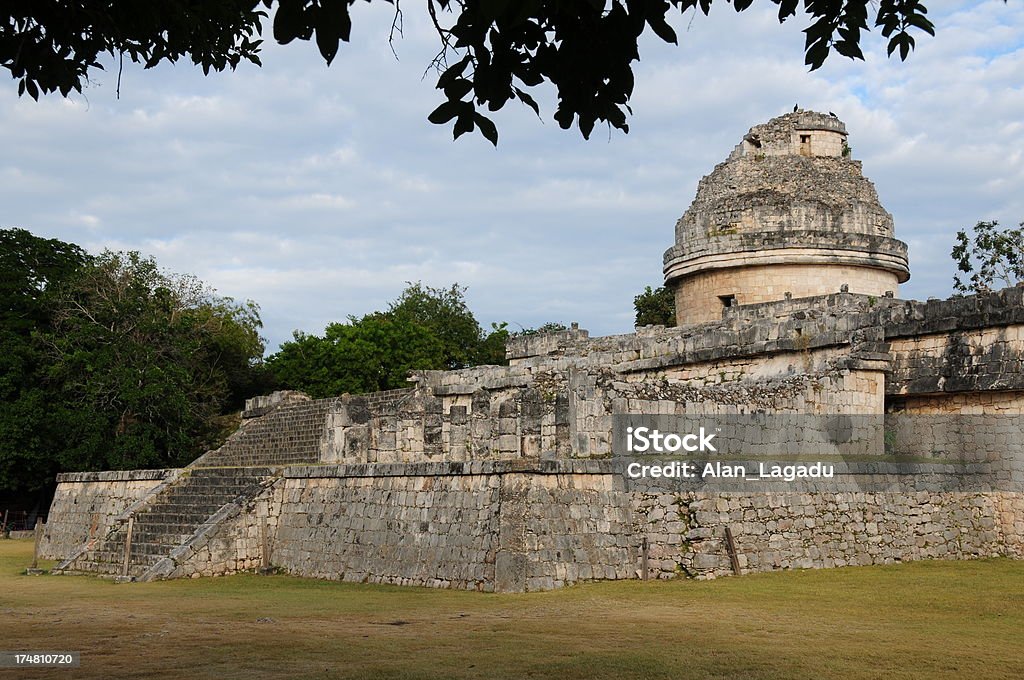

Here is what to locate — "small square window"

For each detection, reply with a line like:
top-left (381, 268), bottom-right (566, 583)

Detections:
top-left (718, 294), bottom-right (736, 308)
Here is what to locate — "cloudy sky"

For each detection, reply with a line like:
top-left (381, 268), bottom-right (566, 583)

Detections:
top-left (2, 1), bottom-right (1022, 353)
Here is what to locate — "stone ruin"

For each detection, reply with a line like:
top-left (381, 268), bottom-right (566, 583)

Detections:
top-left (41, 111), bottom-right (1024, 591)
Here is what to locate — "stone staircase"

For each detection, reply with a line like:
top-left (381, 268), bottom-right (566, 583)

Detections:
top-left (54, 466), bottom-right (275, 580)
top-left (194, 398), bottom-right (335, 467)
top-left (53, 395), bottom-right (331, 580)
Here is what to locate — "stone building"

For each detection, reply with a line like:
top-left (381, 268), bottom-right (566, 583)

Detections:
top-left (664, 110), bottom-right (909, 325)
top-left (41, 111), bottom-right (1024, 592)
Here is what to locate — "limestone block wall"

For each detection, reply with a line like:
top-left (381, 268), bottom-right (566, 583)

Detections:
top-left (498, 471), bottom-right (635, 591)
top-left (891, 391), bottom-right (1024, 415)
top-left (888, 325), bottom-right (1024, 396)
top-left (166, 462), bottom-right (637, 592)
top-left (796, 128), bottom-right (846, 157)
top-left (139, 461), bottom-right (1023, 589)
top-left (674, 264), bottom-right (899, 326)
top-left (39, 469), bottom-right (176, 560)
top-left (637, 486), bottom-right (1021, 580)
top-left (999, 493), bottom-right (1024, 558)
top-left (272, 465), bottom-right (501, 590)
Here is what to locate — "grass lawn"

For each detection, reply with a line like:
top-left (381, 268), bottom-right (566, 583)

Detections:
top-left (1, 539), bottom-right (1023, 679)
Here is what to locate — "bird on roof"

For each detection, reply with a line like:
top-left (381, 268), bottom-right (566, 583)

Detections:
top-left (793, 104), bottom-right (799, 112)
top-left (829, 111), bottom-right (838, 118)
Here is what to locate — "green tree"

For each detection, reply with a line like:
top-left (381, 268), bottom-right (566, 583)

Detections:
top-left (267, 281), bottom-right (509, 397)
top-left (634, 285), bottom-right (676, 326)
top-left (268, 314), bottom-right (445, 398)
top-left (0, 228), bottom-right (89, 494)
top-left (476, 322), bottom-right (511, 366)
top-left (952, 220), bottom-right (1024, 294)
top-left (4, 1), bottom-right (945, 143)
top-left (2, 229), bottom-right (269, 496)
top-left (389, 282), bottom-right (486, 368)
top-left (509, 322), bottom-right (569, 337)
top-left (40, 251), bottom-right (268, 470)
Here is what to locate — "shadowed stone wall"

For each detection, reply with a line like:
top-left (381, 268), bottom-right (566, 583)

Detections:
top-left (39, 470), bottom-right (176, 560)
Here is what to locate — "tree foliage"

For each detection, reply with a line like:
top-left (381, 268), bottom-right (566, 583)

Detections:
top-left (511, 321), bottom-right (570, 337)
top-left (0, 228), bottom-right (89, 495)
top-left (634, 285), bottom-right (675, 326)
top-left (2, 1), bottom-right (264, 98)
top-left (952, 220), bottom-right (1024, 295)
top-left (0, 228), bottom-right (268, 494)
top-left (388, 282), bottom-right (499, 368)
top-left (267, 281), bottom-right (508, 398)
top-left (40, 251), bottom-right (268, 470)
top-left (3, 1), bottom-right (948, 143)
top-left (267, 315), bottom-right (445, 398)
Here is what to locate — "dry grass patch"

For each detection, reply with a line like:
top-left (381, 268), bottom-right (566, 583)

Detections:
top-left (2, 539), bottom-right (1023, 679)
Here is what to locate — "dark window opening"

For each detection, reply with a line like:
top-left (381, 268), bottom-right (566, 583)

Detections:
top-left (718, 294), bottom-right (736, 308)
top-left (800, 134), bottom-right (811, 143)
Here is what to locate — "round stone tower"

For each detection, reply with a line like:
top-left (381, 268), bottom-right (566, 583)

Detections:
top-left (663, 110), bottom-right (909, 326)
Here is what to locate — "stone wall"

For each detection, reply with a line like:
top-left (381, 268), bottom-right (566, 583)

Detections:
top-left (83, 461), bottom-right (1022, 590)
top-left (888, 326), bottom-right (1024, 396)
top-left (39, 469), bottom-right (176, 560)
top-left (148, 462), bottom-right (635, 592)
top-left (674, 264), bottom-right (899, 326)
top-left (272, 465), bottom-right (501, 590)
top-left (641, 487), bottom-right (1022, 579)
top-left (890, 391), bottom-right (1024, 415)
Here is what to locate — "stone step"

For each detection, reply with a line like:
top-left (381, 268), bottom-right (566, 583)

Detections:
top-left (136, 508), bottom-right (226, 522)
top-left (129, 530), bottom-right (194, 542)
top-left (68, 465), bottom-right (276, 577)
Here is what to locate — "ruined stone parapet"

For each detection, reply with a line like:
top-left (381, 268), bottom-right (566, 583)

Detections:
top-left (506, 322), bottom-right (589, 363)
top-left (185, 288), bottom-right (1024, 471)
top-left (242, 389), bottom-right (312, 419)
top-left (883, 286), bottom-right (1024, 397)
top-left (730, 110), bottom-right (848, 159)
top-left (664, 110), bottom-right (909, 326)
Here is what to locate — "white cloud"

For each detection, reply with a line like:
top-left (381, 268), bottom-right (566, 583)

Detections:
top-left (1, 1), bottom-right (1022, 351)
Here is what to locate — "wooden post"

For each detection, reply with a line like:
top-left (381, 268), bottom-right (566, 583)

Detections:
top-left (724, 526), bottom-right (742, 576)
top-left (640, 536), bottom-right (649, 581)
top-left (121, 517), bottom-right (135, 578)
top-left (260, 517), bottom-right (270, 570)
top-left (31, 518), bottom-right (42, 569)
top-left (1, 509), bottom-right (8, 535)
